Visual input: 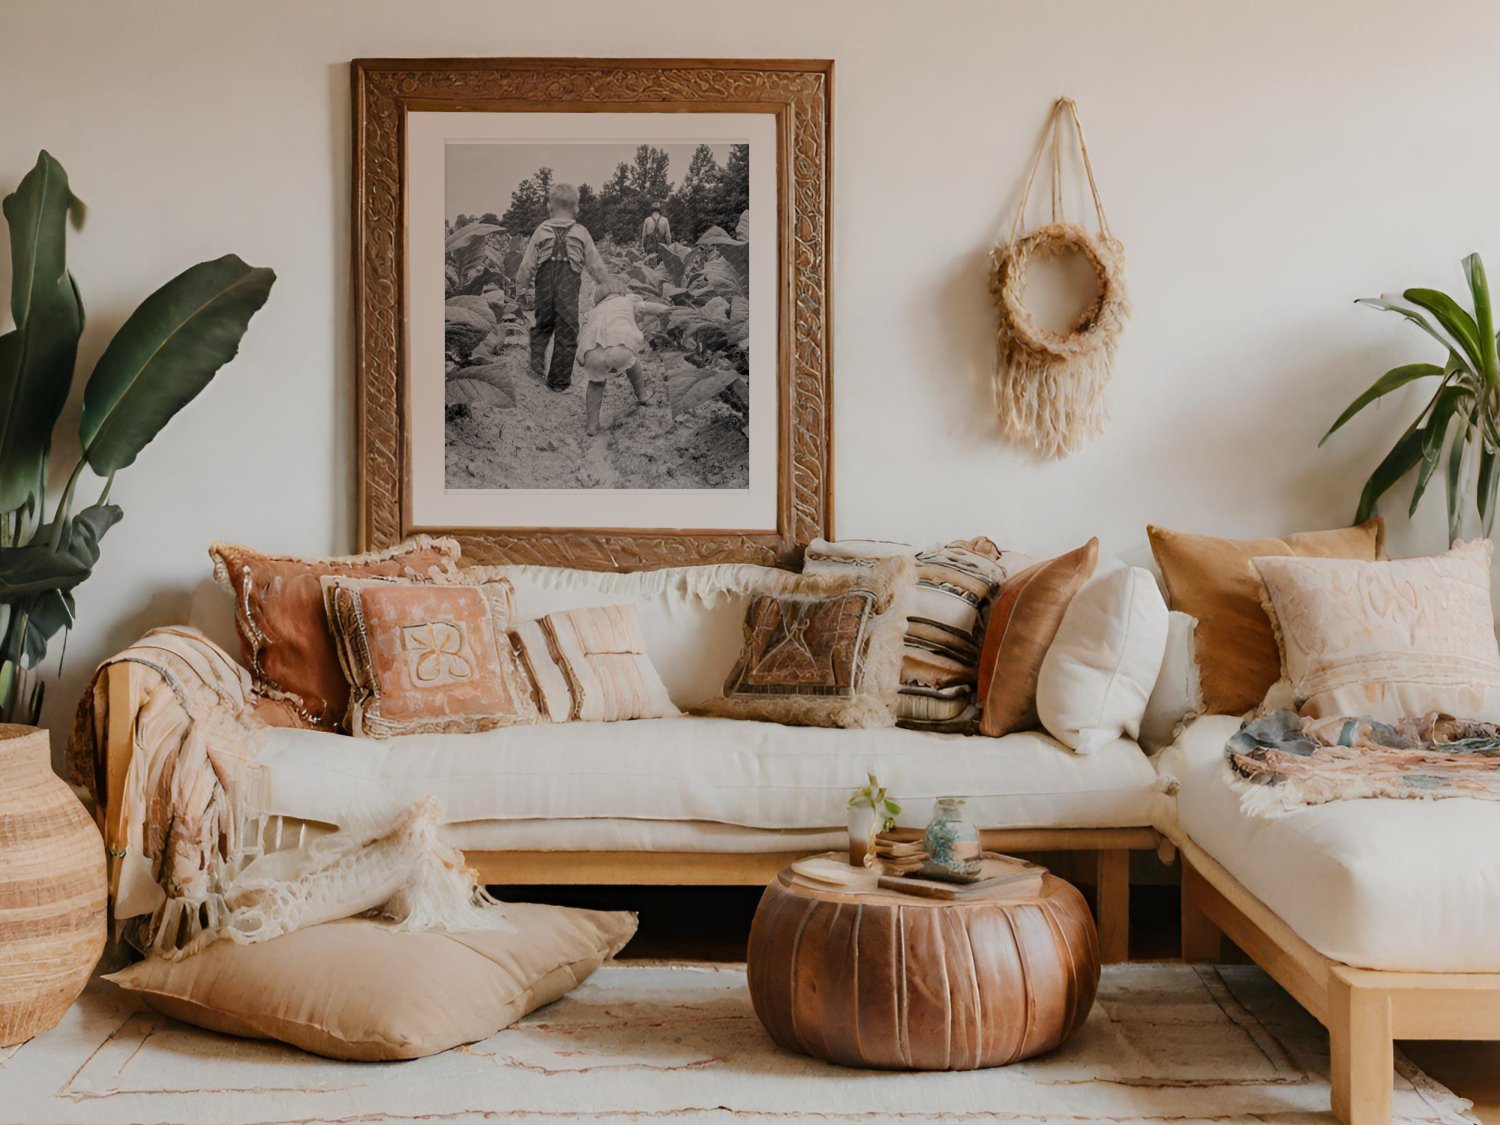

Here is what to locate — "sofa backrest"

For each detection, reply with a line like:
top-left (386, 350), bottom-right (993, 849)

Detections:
top-left (495, 563), bottom-right (784, 710)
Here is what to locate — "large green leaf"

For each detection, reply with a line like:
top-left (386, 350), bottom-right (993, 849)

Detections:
top-left (1357, 296), bottom-right (1473, 368)
top-left (1481, 447), bottom-right (1500, 536)
top-left (1446, 412), bottom-right (1470, 544)
top-left (1355, 421), bottom-right (1425, 523)
top-left (0, 151), bottom-right (84, 512)
top-left (1320, 362), bottom-right (1442, 445)
top-left (79, 254), bottom-right (274, 474)
top-left (1404, 287), bottom-right (1483, 372)
top-left (1410, 387), bottom-right (1469, 517)
top-left (1462, 253), bottom-right (1499, 390)
top-left (0, 542), bottom-right (90, 598)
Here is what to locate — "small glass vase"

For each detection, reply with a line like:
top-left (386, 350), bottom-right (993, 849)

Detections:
top-left (921, 797), bottom-right (983, 882)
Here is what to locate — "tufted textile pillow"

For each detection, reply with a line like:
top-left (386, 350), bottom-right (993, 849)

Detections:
top-left (1254, 540), bottom-right (1500, 723)
top-left (105, 904), bottom-right (637, 1061)
top-left (700, 555), bottom-right (915, 729)
top-left (1147, 519), bottom-right (1385, 717)
top-left (977, 539), bottom-right (1099, 738)
top-left (803, 537), bottom-right (1026, 732)
top-left (510, 603), bottom-right (679, 723)
top-left (1036, 564), bottom-right (1170, 754)
top-left (210, 538), bottom-right (461, 730)
top-left (322, 574), bottom-right (539, 738)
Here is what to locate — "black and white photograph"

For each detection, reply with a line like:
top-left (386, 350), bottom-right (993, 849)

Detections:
top-left (443, 140), bottom-right (752, 492)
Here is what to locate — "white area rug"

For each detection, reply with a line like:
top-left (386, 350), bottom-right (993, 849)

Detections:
top-left (0, 962), bottom-right (1475, 1124)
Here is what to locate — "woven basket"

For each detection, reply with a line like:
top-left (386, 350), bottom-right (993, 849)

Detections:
top-left (0, 724), bottom-right (106, 1046)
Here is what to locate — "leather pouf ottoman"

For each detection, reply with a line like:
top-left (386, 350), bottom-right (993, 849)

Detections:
top-left (747, 866), bottom-right (1099, 1070)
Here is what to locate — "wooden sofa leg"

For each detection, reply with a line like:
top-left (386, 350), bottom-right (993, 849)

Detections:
top-left (1094, 848), bottom-right (1129, 964)
top-left (1328, 968), bottom-right (1393, 1125)
top-left (1179, 858), bottom-right (1224, 963)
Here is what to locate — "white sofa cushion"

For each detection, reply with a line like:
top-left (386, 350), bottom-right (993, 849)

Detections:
top-left (1035, 564), bottom-right (1168, 754)
top-left (1159, 714), bottom-right (1500, 972)
top-left (248, 717), bottom-right (1158, 834)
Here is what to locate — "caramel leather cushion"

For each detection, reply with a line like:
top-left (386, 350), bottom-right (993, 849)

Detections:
top-left (210, 537), bottom-right (461, 730)
top-left (105, 903), bottom-right (637, 1061)
top-left (977, 539), bottom-right (1099, 737)
top-left (1147, 518), bottom-right (1385, 716)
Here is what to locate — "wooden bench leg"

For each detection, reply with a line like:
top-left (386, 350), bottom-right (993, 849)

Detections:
top-left (1179, 858), bottom-right (1224, 963)
top-left (1329, 968), bottom-right (1393, 1125)
top-left (1094, 848), bottom-right (1129, 964)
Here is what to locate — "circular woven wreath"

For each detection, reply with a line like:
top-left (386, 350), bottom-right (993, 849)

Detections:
top-left (990, 221), bottom-right (1127, 359)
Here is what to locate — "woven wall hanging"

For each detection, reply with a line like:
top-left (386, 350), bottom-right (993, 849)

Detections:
top-left (990, 97), bottom-right (1129, 460)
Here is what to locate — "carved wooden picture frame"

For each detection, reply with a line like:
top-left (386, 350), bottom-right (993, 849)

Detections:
top-left (352, 58), bottom-right (833, 569)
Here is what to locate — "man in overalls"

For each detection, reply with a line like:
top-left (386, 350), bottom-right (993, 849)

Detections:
top-left (641, 202), bottom-right (672, 259)
top-left (516, 182), bottom-right (614, 390)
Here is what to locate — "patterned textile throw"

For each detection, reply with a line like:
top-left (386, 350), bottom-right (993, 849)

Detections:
top-left (803, 537), bottom-right (1022, 732)
top-left (1226, 708), bottom-right (1500, 816)
top-left (70, 628), bottom-right (511, 960)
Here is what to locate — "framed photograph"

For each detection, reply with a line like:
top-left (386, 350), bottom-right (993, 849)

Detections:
top-left (352, 58), bottom-right (833, 569)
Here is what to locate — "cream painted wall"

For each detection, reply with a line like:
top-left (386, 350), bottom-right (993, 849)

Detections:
top-left (1, 0), bottom-right (1497, 743)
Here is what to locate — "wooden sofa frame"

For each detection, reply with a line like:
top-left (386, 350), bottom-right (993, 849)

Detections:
top-left (1179, 835), bottom-right (1500, 1125)
top-left (99, 661), bottom-right (1156, 963)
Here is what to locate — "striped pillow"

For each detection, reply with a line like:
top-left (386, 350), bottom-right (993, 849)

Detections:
top-left (803, 538), bottom-right (1025, 732)
top-left (511, 603), bottom-right (679, 723)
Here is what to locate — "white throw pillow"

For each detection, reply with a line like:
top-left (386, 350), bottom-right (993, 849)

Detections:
top-left (1138, 611), bottom-right (1202, 752)
top-left (1036, 564), bottom-right (1169, 754)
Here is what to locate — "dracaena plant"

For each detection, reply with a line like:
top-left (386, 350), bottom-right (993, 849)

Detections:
top-left (0, 151), bottom-right (274, 725)
top-left (1323, 253), bottom-right (1500, 544)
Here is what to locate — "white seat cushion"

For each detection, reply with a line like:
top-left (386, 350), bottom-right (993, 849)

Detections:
top-left (1158, 714), bottom-right (1500, 972)
top-left (248, 717), bottom-right (1158, 834)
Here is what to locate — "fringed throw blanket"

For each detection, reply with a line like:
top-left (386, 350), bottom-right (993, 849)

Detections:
top-left (70, 627), bottom-right (509, 959)
top-left (1227, 708), bottom-right (1500, 816)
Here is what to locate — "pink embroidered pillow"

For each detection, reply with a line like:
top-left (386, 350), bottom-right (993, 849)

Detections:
top-left (510, 604), bottom-right (679, 723)
top-left (1254, 540), bottom-right (1500, 722)
top-left (322, 575), bottom-right (539, 738)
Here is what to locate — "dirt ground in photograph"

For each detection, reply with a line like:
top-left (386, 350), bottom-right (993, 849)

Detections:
top-left (445, 333), bottom-right (749, 490)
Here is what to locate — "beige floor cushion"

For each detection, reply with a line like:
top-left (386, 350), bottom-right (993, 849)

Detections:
top-left (105, 903), bottom-right (637, 1060)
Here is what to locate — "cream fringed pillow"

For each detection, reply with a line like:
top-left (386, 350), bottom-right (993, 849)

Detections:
top-left (105, 905), bottom-right (637, 1061)
top-left (1254, 540), bottom-right (1500, 722)
top-left (510, 603), bottom-right (679, 723)
top-left (322, 574), bottom-right (539, 738)
top-left (699, 555), bottom-right (915, 729)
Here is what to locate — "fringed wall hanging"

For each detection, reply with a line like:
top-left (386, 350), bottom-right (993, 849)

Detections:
top-left (990, 97), bottom-right (1129, 460)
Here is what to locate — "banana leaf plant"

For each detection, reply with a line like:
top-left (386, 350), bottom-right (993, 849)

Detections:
top-left (0, 151), bottom-right (274, 725)
top-left (1323, 253), bottom-right (1500, 545)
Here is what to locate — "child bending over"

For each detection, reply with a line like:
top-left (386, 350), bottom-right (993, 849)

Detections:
top-left (576, 288), bottom-right (670, 436)
top-left (515, 182), bottom-right (615, 391)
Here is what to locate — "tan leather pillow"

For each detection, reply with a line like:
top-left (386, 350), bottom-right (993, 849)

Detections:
top-left (1147, 518), bottom-right (1385, 716)
top-left (210, 537), bottom-right (461, 729)
top-left (323, 575), bottom-right (540, 737)
top-left (977, 539), bottom-right (1099, 737)
top-left (104, 904), bottom-right (637, 1061)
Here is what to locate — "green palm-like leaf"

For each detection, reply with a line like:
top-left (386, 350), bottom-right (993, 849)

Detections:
top-left (1410, 387), bottom-right (1469, 517)
top-left (1404, 288), bottom-right (1483, 373)
top-left (1357, 296), bottom-right (1472, 368)
top-left (1481, 447), bottom-right (1500, 536)
top-left (0, 151), bottom-right (84, 512)
top-left (1446, 414), bottom-right (1470, 544)
top-left (79, 254), bottom-right (274, 474)
top-left (1462, 253), bottom-right (1499, 391)
top-left (1355, 420), bottom-right (1425, 524)
top-left (1320, 363), bottom-right (1442, 445)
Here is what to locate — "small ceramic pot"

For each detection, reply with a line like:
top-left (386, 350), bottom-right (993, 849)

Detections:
top-left (847, 805), bottom-right (878, 866)
top-left (921, 796), bottom-right (983, 882)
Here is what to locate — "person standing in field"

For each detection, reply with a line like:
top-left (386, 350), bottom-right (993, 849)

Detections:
top-left (516, 182), bottom-right (615, 391)
top-left (641, 202), bottom-right (672, 258)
